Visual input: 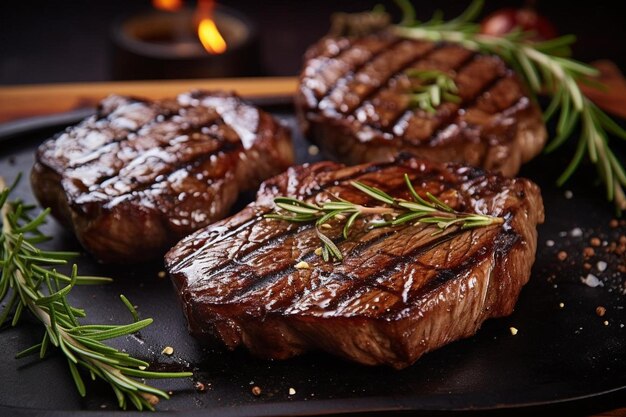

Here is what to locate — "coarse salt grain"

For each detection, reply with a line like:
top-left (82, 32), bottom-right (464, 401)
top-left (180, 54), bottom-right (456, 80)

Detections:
top-left (580, 274), bottom-right (604, 288)
top-left (564, 190), bottom-right (573, 199)
top-left (570, 227), bottom-right (583, 237)
top-left (596, 261), bottom-right (607, 272)
top-left (509, 327), bottom-right (518, 336)
top-left (546, 240), bottom-right (555, 247)
top-left (559, 302), bottom-right (565, 308)
top-left (288, 388), bottom-right (296, 395)
top-left (307, 145), bottom-right (320, 156)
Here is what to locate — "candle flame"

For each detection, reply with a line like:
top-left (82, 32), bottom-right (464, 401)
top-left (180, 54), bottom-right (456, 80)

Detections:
top-left (152, 0), bottom-right (183, 12)
top-left (197, 17), bottom-right (227, 54)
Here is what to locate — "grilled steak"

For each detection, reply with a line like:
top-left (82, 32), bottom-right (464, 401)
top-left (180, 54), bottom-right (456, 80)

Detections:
top-left (296, 33), bottom-right (547, 176)
top-left (31, 91), bottom-right (294, 263)
top-left (166, 156), bottom-right (544, 369)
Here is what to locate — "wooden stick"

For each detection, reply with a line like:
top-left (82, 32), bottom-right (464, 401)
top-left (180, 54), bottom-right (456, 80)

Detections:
top-left (0, 77), bottom-right (297, 123)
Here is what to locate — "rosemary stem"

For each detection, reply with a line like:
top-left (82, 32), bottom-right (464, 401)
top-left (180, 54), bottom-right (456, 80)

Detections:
top-left (1, 176), bottom-right (192, 409)
top-left (356, 205), bottom-right (396, 215)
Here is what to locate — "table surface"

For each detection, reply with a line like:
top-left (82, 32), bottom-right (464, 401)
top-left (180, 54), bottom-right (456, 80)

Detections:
top-left (0, 78), bottom-right (624, 417)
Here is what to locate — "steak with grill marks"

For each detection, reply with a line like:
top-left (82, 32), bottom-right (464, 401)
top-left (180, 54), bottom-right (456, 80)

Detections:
top-left (165, 157), bottom-right (544, 369)
top-left (31, 91), bottom-right (294, 263)
top-left (296, 33), bottom-right (547, 176)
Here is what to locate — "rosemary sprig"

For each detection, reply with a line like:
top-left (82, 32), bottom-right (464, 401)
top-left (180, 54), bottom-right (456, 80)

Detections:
top-left (392, 0), bottom-right (626, 213)
top-left (405, 69), bottom-right (461, 113)
top-left (0, 176), bottom-right (192, 411)
top-left (266, 174), bottom-right (503, 261)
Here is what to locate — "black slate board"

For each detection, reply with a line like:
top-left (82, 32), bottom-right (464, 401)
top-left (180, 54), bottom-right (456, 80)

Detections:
top-left (0, 99), bottom-right (624, 416)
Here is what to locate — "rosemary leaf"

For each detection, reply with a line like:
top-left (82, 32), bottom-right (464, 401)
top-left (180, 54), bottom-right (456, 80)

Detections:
top-left (267, 175), bottom-right (503, 261)
top-left (392, 0), bottom-right (626, 212)
top-left (0, 176), bottom-right (192, 410)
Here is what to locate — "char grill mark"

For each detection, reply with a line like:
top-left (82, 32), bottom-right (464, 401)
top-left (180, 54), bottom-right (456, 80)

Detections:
top-left (176, 166), bottom-right (488, 310)
top-left (398, 55), bottom-right (507, 143)
top-left (172, 159), bottom-right (404, 272)
top-left (66, 106), bottom-right (238, 200)
top-left (319, 40), bottom-right (439, 116)
top-left (356, 44), bottom-right (475, 131)
top-left (302, 36), bottom-right (398, 107)
top-left (32, 91), bottom-right (294, 263)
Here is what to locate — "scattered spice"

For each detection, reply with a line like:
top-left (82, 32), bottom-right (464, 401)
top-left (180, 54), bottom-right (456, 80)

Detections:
top-left (583, 247), bottom-right (595, 258)
top-left (509, 327), bottom-right (518, 336)
top-left (583, 262), bottom-right (592, 270)
top-left (596, 261), bottom-right (607, 272)
top-left (557, 251), bottom-right (568, 261)
top-left (564, 190), bottom-right (573, 199)
top-left (589, 237), bottom-right (601, 247)
top-left (609, 219), bottom-right (619, 228)
top-left (320, 223), bottom-right (332, 229)
top-left (157, 270), bottom-right (167, 279)
top-left (307, 145), bottom-right (320, 156)
top-left (545, 239), bottom-right (555, 247)
top-left (140, 393), bottom-right (160, 406)
top-left (161, 346), bottom-right (174, 356)
top-left (288, 387), bottom-right (297, 395)
top-left (314, 247), bottom-right (323, 256)
top-left (603, 320), bottom-right (609, 326)
top-left (581, 274), bottom-right (604, 288)
top-left (294, 261), bottom-right (310, 269)
top-left (559, 302), bottom-right (565, 308)
top-left (252, 386), bottom-right (262, 396)
top-left (596, 306), bottom-right (606, 317)
top-left (194, 381), bottom-right (206, 392)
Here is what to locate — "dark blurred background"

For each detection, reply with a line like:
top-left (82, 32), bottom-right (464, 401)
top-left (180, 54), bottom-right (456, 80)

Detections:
top-left (1, 0), bottom-right (624, 85)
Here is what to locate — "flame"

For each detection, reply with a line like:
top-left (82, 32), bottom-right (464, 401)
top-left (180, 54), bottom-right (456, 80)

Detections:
top-left (197, 1), bottom-right (227, 55)
top-left (198, 18), bottom-right (227, 54)
top-left (152, 0), bottom-right (183, 12)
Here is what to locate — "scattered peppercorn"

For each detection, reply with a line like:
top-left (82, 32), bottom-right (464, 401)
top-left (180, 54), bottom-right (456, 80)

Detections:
top-left (589, 237), bottom-right (601, 247)
top-left (583, 247), bottom-right (595, 258)
top-left (609, 219), bottom-right (619, 228)
top-left (251, 386), bottom-right (262, 396)
top-left (583, 262), bottom-right (592, 270)
top-left (557, 251), bottom-right (568, 261)
top-left (596, 306), bottom-right (606, 317)
top-left (194, 381), bottom-right (206, 392)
